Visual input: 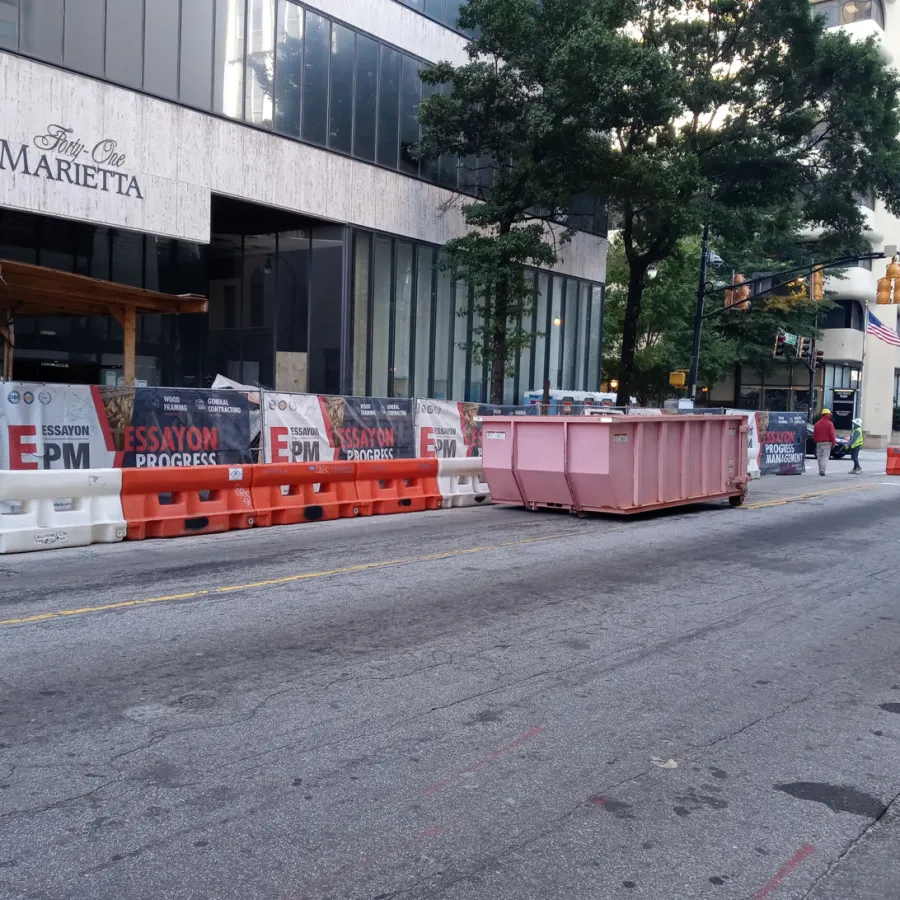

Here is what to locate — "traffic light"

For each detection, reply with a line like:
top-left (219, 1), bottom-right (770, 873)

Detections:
top-left (734, 274), bottom-right (750, 310)
top-left (812, 267), bottom-right (825, 302)
top-left (878, 258), bottom-right (900, 304)
top-left (774, 331), bottom-right (786, 357)
top-left (815, 350), bottom-right (825, 369)
top-left (798, 338), bottom-right (809, 359)
top-left (725, 274), bottom-right (751, 310)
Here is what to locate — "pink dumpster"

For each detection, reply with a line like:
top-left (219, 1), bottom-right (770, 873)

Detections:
top-left (481, 415), bottom-right (749, 515)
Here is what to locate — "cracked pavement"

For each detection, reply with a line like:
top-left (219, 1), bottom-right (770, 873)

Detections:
top-left (2, 470), bottom-right (900, 898)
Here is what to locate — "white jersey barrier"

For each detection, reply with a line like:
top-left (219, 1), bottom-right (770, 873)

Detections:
top-left (437, 457), bottom-right (491, 508)
top-left (0, 469), bottom-right (127, 554)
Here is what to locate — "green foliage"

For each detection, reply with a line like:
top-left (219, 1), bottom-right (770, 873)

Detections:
top-left (573, 0), bottom-right (900, 403)
top-left (604, 231), bottom-right (834, 405)
top-left (416, 0), bottom-right (645, 401)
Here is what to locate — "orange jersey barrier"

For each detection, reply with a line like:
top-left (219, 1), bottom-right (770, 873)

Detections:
top-left (252, 462), bottom-right (363, 526)
top-left (887, 447), bottom-right (900, 476)
top-left (354, 459), bottom-right (443, 515)
top-left (121, 465), bottom-right (255, 540)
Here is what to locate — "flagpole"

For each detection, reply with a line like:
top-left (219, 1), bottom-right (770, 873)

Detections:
top-left (858, 302), bottom-right (869, 423)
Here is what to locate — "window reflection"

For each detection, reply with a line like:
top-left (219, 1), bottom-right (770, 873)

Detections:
top-left (354, 35), bottom-right (379, 162)
top-left (414, 246), bottom-right (434, 396)
top-left (329, 24), bottom-right (355, 154)
top-left (393, 242), bottom-right (414, 397)
top-left (377, 46), bottom-right (402, 169)
top-left (245, 0), bottom-right (275, 126)
top-left (302, 10), bottom-right (330, 144)
top-left (274, 0), bottom-right (303, 136)
top-left (214, 0), bottom-right (245, 118)
top-left (811, 0), bottom-right (885, 28)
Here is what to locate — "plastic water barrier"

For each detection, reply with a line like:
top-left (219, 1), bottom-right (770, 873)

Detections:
top-left (0, 457), bottom-right (492, 552)
top-left (437, 458), bottom-right (491, 507)
top-left (0, 468), bottom-right (126, 554)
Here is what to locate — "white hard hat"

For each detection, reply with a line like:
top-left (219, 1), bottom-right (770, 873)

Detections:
top-left (852, 418), bottom-right (862, 426)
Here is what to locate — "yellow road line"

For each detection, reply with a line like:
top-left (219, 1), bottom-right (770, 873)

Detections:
top-left (744, 483), bottom-right (873, 510)
top-left (0, 532), bottom-right (579, 629)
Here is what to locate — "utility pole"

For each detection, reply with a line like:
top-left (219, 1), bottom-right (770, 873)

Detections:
top-left (688, 223), bottom-right (710, 404)
top-left (808, 265), bottom-right (817, 423)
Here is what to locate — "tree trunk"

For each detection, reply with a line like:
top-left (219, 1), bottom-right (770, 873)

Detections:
top-left (616, 263), bottom-right (645, 407)
top-left (490, 328), bottom-right (506, 404)
top-left (489, 223), bottom-right (512, 405)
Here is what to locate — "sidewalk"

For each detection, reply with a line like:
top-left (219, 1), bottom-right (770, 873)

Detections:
top-left (743, 448), bottom-right (890, 507)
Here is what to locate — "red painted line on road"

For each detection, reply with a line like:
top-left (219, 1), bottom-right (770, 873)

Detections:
top-left (752, 843), bottom-right (815, 899)
top-left (424, 726), bottom-right (546, 796)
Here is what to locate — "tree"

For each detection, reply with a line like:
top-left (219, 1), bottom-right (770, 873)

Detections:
top-left (603, 235), bottom-right (738, 405)
top-left (579, 0), bottom-right (900, 405)
top-left (415, 0), bottom-right (652, 403)
top-left (604, 228), bottom-right (833, 406)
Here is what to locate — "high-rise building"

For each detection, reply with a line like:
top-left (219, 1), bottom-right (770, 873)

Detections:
top-left (0, 0), bottom-right (607, 401)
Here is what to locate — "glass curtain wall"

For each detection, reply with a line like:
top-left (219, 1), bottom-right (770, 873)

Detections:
top-left (349, 228), bottom-right (605, 401)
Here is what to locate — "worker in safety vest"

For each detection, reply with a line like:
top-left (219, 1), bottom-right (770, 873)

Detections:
top-left (849, 418), bottom-right (864, 474)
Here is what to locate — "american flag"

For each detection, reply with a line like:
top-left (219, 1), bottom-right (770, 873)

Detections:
top-left (867, 311), bottom-right (900, 347)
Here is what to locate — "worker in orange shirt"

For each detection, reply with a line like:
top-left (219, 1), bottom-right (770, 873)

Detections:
top-left (812, 408), bottom-right (837, 476)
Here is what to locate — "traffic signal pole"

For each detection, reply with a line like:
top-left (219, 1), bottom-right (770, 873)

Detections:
top-left (808, 266), bottom-right (817, 423)
top-left (688, 223), bottom-right (711, 403)
top-left (688, 252), bottom-right (884, 403)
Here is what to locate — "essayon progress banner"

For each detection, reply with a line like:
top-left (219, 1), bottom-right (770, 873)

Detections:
top-left (263, 393), bottom-right (415, 462)
top-left (0, 382), bottom-right (253, 469)
top-left (415, 400), bottom-right (535, 459)
top-left (756, 411), bottom-right (806, 475)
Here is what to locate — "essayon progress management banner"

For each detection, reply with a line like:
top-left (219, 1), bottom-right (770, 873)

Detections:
top-left (263, 394), bottom-right (415, 462)
top-left (415, 400), bottom-right (536, 459)
top-left (0, 382), bottom-right (253, 469)
top-left (756, 411), bottom-right (806, 476)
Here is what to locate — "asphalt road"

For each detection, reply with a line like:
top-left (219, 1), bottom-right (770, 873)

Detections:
top-left (2, 465), bottom-right (900, 899)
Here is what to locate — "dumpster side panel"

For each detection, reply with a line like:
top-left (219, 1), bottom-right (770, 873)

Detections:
top-left (568, 422), bottom-right (618, 510)
top-left (515, 422), bottom-right (569, 506)
top-left (480, 421), bottom-right (520, 504)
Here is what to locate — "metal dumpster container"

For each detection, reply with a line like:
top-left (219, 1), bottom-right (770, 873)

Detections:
top-left (481, 414), bottom-right (748, 515)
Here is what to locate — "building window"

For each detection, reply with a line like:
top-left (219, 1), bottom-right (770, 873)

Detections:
top-left (414, 246), bottom-right (435, 396)
top-left (329, 23), bottom-right (355, 155)
top-left (274, 0), bottom-right (303, 136)
top-left (823, 362), bottom-right (862, 412)
top-left (392, 241), bottom-right (414, 397)
top-left (377, 46), bottom-right (402, 169)
top-left (811, 0), bottom-right (885, 28)
top-left (393, 0), bottom-right (477, 38)
top-left (823, 298), bottom-right (864, 331)
top-left (144, 0), bottom-right (181, 101)
top-left (351, 231), bottom-right (371, 395)
top-left (301, 9), bottom-right (330, 143)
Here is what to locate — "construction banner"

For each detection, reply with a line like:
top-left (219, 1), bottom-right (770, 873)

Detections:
top-left (263, 393), bottom-right (416, 462)
top-left (415, 400), bottom-right (537, 460)
top-left (0, 382), bottom-right (253, 469)
top-left (756, 411), bottom-right (806, 476)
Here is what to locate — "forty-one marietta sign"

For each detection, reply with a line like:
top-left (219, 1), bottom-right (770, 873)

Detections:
top-left (0, 124), bottom-right (143, 199)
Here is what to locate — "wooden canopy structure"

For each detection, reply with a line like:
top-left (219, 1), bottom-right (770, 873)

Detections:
top-left (0, 259), bottom-right (208, 384)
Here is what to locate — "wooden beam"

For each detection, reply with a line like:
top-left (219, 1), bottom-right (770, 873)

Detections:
top-left (1, 311), bottom-right (13, 381)
top-left (109, 305), bottom-right (137, 386)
